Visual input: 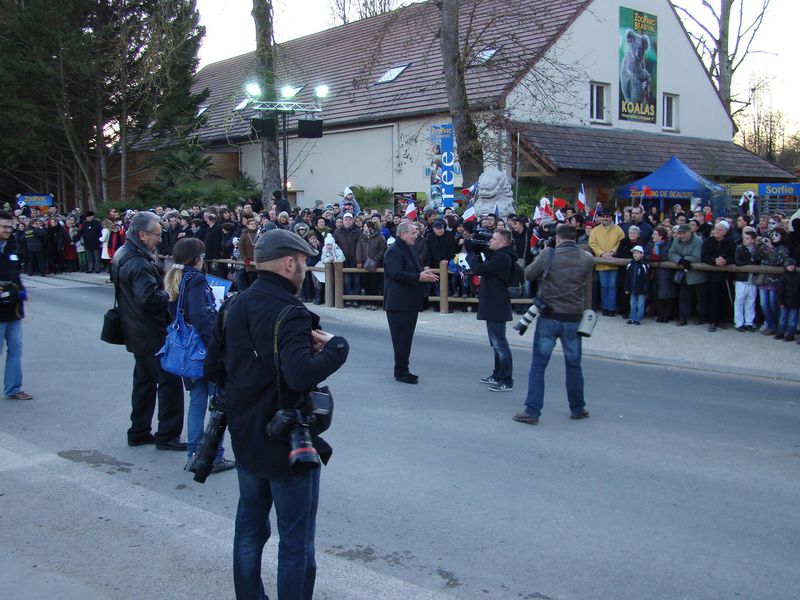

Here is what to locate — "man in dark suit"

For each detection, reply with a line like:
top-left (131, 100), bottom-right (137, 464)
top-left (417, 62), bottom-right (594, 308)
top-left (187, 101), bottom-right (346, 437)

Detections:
top-left (383, 221), bottom-right (439, 384)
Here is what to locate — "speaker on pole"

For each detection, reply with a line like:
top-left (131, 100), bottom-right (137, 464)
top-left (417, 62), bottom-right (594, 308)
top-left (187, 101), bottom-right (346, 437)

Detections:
top-left (251, 117), bottom-right (277, 139)
top-left (298, 119), bottom-right (323, 139)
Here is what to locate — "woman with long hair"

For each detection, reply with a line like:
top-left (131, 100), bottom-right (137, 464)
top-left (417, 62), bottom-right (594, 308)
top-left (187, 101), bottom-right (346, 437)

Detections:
top-left (165, 238), bottom-right (234, 475)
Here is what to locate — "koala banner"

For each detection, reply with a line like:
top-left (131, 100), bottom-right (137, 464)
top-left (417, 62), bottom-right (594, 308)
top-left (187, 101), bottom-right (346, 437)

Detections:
top-left (619, 6), bottom-right (657, 123)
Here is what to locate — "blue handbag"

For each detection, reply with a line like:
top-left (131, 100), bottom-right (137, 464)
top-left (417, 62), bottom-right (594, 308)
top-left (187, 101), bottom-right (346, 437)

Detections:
top-left (157, 272), bottom-right (207, 378)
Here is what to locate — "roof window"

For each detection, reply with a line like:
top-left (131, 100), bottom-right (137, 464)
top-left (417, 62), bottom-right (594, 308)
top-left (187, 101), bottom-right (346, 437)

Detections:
top-left (471, 48), bottom-right (498, 65)
top-left (196, 106), bottom-right (208, 117)
top-left (234, 98), bottom-right (250, 111)
top-left (376, 64), bottom-right (410, 84)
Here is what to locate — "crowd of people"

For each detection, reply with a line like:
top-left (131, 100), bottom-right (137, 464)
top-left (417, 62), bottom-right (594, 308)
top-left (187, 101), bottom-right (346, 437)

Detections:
top-left (9, 189), bottom-right (800, 341)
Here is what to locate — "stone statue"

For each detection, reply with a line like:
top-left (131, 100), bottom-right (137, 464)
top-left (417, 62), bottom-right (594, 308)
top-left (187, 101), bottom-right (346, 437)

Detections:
top-left (473, 168), bottom-right (514, 218)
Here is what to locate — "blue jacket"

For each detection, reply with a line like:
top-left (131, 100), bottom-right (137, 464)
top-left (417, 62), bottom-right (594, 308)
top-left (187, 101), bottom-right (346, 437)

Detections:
top-left (167, 267), bottom-right (217, 346)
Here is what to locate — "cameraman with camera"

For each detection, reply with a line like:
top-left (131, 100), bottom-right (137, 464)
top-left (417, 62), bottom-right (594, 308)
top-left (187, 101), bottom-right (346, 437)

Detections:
top-left (465, 229), bottom-right (517, 392)
top-left (513, 224), bottom-right (594, 426)
top-left (210, 229), bottom-right (349, 600)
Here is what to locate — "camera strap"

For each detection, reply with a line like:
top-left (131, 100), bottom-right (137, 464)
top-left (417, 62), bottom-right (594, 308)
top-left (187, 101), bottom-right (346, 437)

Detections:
top-left (273, 304), bottom-right (303, 410)
top-left (541, 247), bottom-right (555, 281)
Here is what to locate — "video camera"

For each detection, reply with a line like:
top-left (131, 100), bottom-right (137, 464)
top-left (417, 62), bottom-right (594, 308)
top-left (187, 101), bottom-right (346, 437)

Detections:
top-left (462, 228), bottom-right (493, 253)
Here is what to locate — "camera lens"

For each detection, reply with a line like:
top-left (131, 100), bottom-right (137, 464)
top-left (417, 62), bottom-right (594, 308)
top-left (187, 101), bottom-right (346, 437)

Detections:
top-left (288, 425), bottom-right (320, 474)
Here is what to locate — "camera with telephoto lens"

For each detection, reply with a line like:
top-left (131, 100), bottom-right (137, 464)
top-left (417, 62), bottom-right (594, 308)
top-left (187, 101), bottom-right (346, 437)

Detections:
top-left (191, 394), bottom-right (228, 484)
top-left (266, 390), bottom-right (334, 474)
top-left (513, 297), bottom-right (551, 335)
top-left (462, 228), bottom-right (494, 253)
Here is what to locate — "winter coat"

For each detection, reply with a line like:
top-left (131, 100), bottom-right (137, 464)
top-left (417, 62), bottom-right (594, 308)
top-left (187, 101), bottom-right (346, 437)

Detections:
top-left (465, 244), bottom-right (516, 322)
top-left (425, 230), bottom-right (457, 268)
top-left (668, 234), bottom-right (706, 286)
top-left (588, 224), bottom-right (624, 271)
top-left (80, 219), bottom-right (103, 251)
top-left (651, 240), bottom-right (677, 300)
top-left (754, 243), bottom-right (789, 288)
top-left (0, 238), bottom-right (25, 322)
top-left (525, 241), bottom-right (594, 320)
top-left (734, 243), bottom-right (758, 283)
top-left (701, 236), bottom-right (736, 283)
top-left (624, 259), bottom-right (649, 295)
top-left (111, 237), bottom-right (171, 356)
top-left (332, 225), bottom-right (361, 266)
top-left (24, 227), bottom-right (46, 254)
top-left (239, 229), bottom-right (258, 272)
top-left (776, 270), bottom-right (800, 309)
top-left (167, 266), bottom-right (217, 346)
top-left (356, 231), bottom-right (387, 266)
top-left (383, 237), bottom-right (427, 312)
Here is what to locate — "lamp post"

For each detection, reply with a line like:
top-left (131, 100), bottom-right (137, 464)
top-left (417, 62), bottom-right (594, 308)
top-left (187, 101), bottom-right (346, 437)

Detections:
top-left (246, 84), bottom-right (329, 202)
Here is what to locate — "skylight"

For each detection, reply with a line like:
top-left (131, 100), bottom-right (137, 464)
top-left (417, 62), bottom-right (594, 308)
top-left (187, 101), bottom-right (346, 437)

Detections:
top-left (472, 47), bottom-right (498, 65)
top-left (376, 63), bottom-right (410, 84)
top-left (196, 106), bottom-right (208, 117)
top-left (234, 98), bottom-right (250, 111)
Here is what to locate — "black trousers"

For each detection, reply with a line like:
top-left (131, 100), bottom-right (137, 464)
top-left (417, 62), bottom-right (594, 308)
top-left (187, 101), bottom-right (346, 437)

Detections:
top-left (128, 353), bottom-right (184, 444)
top-left (386, 311), bottom-right (419, 375)
top-left (706, 280), bottom-right (730, 325)
top-left (678, 282), bottom-right (707, 322)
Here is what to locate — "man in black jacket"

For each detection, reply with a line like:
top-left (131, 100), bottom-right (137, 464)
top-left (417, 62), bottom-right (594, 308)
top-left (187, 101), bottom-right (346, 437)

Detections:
top-left (112, 212), bottom-right (185, 449)
top-left (211, 229), bottom-right (348, 600)
top-left (80, 211), bottom-right (103, 273)
top-left (383, 221), bottom-right (438, 383)
top-left (0, 211), bottom-right (32, 400)
top-left (466, 229), bottom-right (516, 392)
top-left (702, 221), bottom-right (736, 331)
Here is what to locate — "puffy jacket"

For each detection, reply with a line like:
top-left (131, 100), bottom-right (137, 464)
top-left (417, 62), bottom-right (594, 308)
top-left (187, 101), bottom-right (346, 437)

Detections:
top-left (624, 259), bottom-right (649, 295)
top-left (525, 241), bottom-right (594, 321)
top-left (112, 237), bottom-right (170, 355)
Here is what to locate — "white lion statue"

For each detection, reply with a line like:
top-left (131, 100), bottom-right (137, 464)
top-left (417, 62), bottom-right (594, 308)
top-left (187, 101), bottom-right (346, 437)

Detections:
top-left (473, 168), bottom-right (514, 218)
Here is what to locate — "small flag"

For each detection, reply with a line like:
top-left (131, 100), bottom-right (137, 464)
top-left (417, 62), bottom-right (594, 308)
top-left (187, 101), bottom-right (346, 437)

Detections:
top-left (642, 185), bottom-right (652, 197)
top-left (462, 203), bottom-right (476, 222)
top-left (530, 230), bottom-right (540, 249)
top-left (555, 209), bottom-right (565, 222)
top-left (494, 203), bottom-right (500, 218)
top-left (404, 201), bottom-right (417, 220)
top-left (577, 184), bottom-right (586, 213)
top-left (553, 197), bottom-right (567, 209)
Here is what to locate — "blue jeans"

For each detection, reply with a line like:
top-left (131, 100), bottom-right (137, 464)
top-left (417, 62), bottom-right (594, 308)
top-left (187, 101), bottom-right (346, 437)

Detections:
top-left (629, 294), bottom-right (646, 322)
top-left (598, 270), bottom-right (617, 311)
top-left (778, 307), bottom-right (798, 335)
top-left (486, 321), bottom-right (513, 385)
top-left (233, 465), bottom-right (320, 600)
top-left (523, 317), bottom-right (585, 418)
top-left (0, 319), bottom-right (23, 396)
top-left (186, 379), bottom-right (223, 461)
top-left (343, 272), bottom-right (361, 298)
top-left (759, 288), bottom-right (778, 330)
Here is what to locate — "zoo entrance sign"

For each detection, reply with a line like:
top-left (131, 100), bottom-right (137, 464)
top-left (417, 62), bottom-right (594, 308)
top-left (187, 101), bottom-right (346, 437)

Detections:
top-left (619, 6), bottom-right (657, 124)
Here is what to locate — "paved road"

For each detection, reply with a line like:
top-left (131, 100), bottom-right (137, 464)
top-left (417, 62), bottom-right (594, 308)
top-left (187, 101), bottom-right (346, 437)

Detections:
top-left (1, 277), bottom-right (798, 599)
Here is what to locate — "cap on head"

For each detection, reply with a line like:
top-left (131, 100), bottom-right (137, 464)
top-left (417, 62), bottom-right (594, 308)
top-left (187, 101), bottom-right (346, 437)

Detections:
top-left (343, 212), bottom-right (353, 219)
top-left (785, 257), bottom-right (797, 267)
top-left (632, 245), bottom-right (644, 254)
top-left (433, 220), bottom-right (445, 229)
top-left (254, 229), bottom-right (318, 263)
top-left (677, 224), bottom-right (691, 233)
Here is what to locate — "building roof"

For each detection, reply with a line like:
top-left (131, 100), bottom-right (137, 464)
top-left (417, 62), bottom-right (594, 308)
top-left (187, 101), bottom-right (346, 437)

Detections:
top-left (516, 123), bottom-right (795, 182)
top-left (190, 0), bottom-right (590, 145)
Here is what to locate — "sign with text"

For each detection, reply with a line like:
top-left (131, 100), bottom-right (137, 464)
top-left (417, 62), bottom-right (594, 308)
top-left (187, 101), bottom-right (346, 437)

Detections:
top-left (429, 124), bottom-right (456, 208)
top-left (619, 6), bottom-right (657, 124)
top-left (17, 193), bottom-right (53, 207)
top-left (759, 183), bottom-right (799, 197)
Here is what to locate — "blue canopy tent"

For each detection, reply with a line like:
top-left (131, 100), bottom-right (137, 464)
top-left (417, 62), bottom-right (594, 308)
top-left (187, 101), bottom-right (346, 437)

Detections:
top-left (617, 156), bottom-right (726, 215)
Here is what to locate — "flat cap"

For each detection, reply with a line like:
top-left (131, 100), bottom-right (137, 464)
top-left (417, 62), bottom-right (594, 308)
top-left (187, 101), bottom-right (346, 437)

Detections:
top-left (677, 224), bottom-right (691, 233)
top-left (254, 229), bottom-right (318, 263)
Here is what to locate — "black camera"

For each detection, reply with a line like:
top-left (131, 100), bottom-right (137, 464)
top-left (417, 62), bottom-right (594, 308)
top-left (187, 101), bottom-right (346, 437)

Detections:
top-left (191, 394), bottom-right (228, 484)
top-left (463, 228), bottom-right (493, 253)
top-left (266, 389), bottom-right (334, 474)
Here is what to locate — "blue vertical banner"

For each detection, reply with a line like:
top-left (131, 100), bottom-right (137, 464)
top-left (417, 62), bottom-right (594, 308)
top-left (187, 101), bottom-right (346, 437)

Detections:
top-left (439, 124), bottom-right (455, 208)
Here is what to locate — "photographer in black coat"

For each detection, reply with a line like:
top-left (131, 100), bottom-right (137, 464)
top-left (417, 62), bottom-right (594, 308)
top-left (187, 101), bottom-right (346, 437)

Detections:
top-left (112, 212), bottom-right (184, 449)
top-left (209, 229), bottom-right (348, 600)
top-left (466, 229), bottom-right (516, 392)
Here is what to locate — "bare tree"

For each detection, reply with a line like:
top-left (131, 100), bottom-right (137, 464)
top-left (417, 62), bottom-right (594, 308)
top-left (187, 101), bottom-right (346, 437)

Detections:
top-left (672, 0), bottom-right (771, 118)
top-left (252, 0), bottom-right (282, 203)
top-left (436, 0), bottom-right (484, 188)
top-left (330, 0), bottom-right (405, 25)
top-left (737, 76), bottom-right (784, 162)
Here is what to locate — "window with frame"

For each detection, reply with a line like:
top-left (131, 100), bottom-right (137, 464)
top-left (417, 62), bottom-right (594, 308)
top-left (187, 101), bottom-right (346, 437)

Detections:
top-left (589, 82), bottom-right (609, 123)
top-left (662, 93), bottom-right (678, 130)
top-left (376, 63), bottom-right (410, 84)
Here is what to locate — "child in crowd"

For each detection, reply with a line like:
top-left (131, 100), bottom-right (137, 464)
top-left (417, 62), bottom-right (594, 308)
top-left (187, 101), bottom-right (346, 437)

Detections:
top-left (624, 245), bottom-right (649, 325)
top-left (775, 257), bottom-right (799, 342)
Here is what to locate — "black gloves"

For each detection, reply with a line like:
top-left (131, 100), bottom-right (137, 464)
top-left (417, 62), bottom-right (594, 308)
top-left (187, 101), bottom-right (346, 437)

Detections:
top-left (678, 258), bottom-right (692, 269)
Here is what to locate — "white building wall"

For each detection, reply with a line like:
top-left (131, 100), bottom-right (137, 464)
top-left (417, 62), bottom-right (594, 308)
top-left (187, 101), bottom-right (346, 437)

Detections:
top-left (239, 116), bottom-right (468, 208)
top-left (506, 0), bottom-right (733, 141)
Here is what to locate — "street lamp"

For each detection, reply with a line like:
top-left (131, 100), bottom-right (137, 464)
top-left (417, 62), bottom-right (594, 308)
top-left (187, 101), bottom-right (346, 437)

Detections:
top-left (247, 83), bottom-right (327, 202)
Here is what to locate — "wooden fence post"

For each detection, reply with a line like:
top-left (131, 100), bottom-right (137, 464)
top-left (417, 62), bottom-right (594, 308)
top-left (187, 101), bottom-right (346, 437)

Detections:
top-left (334, 262), bottom-right (344, 309)
top-left (325, 263), bottom-right (334, 307)
top-left (439, 260), bottom-right (449, 314)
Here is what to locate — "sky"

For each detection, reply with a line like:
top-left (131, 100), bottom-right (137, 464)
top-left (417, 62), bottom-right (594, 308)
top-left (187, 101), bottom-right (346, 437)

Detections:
top-left (195, 0), bottom-right (799, 133)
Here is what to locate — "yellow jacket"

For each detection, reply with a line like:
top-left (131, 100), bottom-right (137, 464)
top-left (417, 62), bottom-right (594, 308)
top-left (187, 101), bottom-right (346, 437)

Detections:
top-left (588, 224), bottom-right (624, 271)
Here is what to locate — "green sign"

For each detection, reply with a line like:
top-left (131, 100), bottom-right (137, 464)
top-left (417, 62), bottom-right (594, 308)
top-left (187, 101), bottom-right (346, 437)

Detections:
top-left (619, 6), bottom-right (657, 123)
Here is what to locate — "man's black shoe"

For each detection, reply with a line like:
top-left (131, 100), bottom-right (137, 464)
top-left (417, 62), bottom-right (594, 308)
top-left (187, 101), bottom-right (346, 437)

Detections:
top-left (675, 320), bottom-right (687, 326)
top-left (395, 373), bottom-right (419, 384)
top-left (512, 412), bottom-right (539, 425)
top-left (480, 375), bottom-right (499, 385)
top-left (156, 438), bottom-right (188, 451)
top-left (488, 382), bottom-right (513, 392)
top-left (128, 434), bottom-right (155, 447)
top-left (570, 410), bottom-right (590, 420)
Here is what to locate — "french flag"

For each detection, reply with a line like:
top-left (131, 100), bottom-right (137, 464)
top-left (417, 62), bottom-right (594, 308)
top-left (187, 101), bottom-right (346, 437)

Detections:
top-left (577, 184), bottom-right (587, 213)
top-left (530, 230), bottom-right (540, 249)
top-left (462, 203), bottom-right (476, 222)
top-left (404, 201), bottom-right (417, 220)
